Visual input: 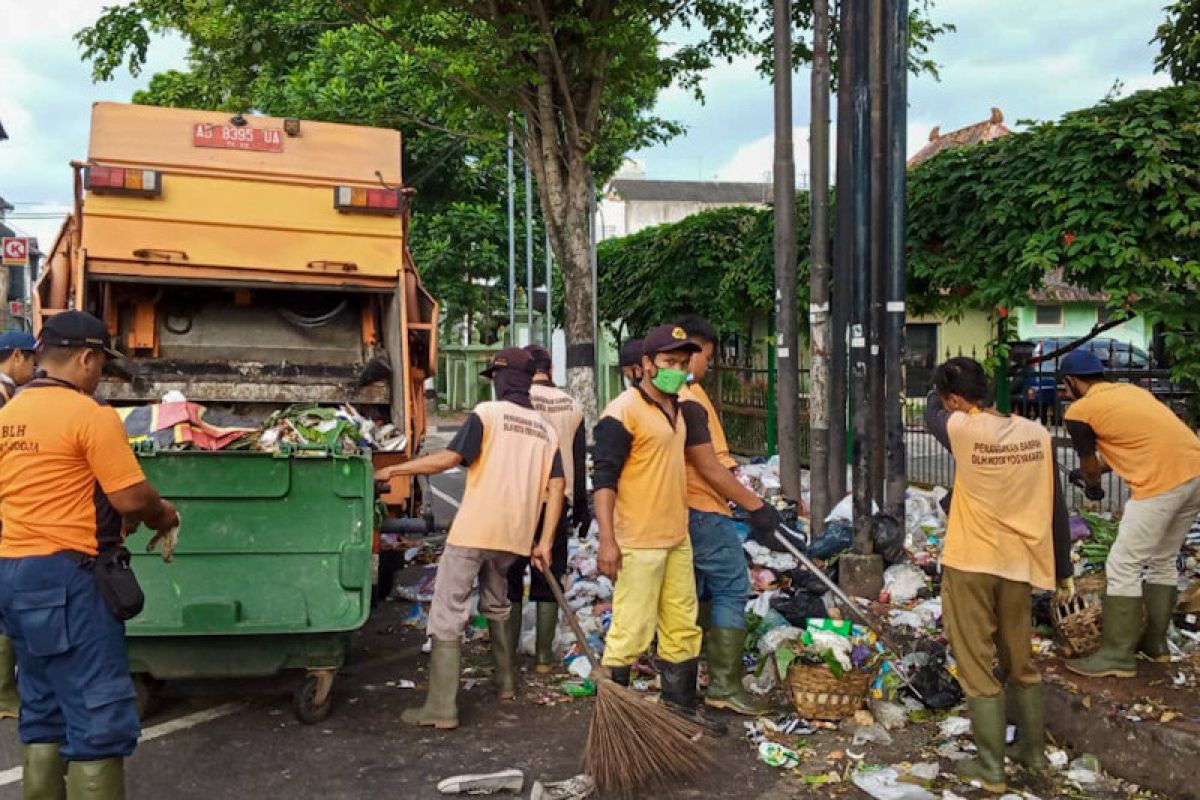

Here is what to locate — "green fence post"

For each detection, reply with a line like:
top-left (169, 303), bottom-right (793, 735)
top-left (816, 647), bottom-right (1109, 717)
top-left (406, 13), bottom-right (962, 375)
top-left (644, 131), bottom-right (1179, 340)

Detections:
top-left (995, 311), bottom-right (1011, 414)
top-left (767, 316), bottom-right (778, 457)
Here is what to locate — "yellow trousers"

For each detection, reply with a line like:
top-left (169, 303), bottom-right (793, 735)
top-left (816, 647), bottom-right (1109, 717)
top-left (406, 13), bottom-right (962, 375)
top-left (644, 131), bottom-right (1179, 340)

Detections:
top-left (601, 537), bottom-right (702, 667)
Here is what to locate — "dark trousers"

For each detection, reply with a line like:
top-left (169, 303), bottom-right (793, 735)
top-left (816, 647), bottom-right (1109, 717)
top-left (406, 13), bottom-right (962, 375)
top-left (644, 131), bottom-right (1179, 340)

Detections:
top-left (0, 554), bottom-right (141, 760)
top-left (506, 505), bottom-right (569, 603)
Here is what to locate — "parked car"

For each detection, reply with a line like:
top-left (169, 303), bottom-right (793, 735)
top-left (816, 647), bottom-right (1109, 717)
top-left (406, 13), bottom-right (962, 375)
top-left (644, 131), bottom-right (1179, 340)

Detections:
top-left (1009, 337), bottom-right (1153, 423)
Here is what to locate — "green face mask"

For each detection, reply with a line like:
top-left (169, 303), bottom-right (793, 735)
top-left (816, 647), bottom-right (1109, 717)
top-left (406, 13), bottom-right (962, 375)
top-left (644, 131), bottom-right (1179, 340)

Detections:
top-left (651, 367), bottom-right (689, 395)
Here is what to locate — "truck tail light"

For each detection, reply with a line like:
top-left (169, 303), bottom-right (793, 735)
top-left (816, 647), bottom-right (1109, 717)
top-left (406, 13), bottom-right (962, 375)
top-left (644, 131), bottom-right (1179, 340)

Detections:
top-left (334, 186), bottom-right (404, 215)
top-left (85, 166), bottom-right (161, 197)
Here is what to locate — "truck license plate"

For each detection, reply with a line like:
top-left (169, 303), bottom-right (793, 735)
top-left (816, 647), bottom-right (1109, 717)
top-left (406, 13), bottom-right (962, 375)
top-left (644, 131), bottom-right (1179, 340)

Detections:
top-left (193, 123), bottom-right (284, 152)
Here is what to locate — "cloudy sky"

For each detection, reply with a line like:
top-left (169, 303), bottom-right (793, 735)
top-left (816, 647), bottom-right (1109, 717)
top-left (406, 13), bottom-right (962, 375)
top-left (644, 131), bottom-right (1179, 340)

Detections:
top-left (0, 0), bottom-right (1173, 246)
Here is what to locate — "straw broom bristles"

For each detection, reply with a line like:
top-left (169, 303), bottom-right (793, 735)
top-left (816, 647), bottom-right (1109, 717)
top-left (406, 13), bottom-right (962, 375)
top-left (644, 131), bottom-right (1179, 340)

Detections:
top-left (584, 677), bottom-right (715, 797)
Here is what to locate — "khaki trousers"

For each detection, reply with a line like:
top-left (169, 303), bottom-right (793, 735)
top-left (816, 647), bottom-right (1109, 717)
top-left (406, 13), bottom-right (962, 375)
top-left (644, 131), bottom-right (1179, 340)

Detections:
top-left (1108, 474), bottom-right (1200, 597)
top-left (942, 566), bottom-right (1040, 699)
top-left (427, 545), bottom-right (518, 641)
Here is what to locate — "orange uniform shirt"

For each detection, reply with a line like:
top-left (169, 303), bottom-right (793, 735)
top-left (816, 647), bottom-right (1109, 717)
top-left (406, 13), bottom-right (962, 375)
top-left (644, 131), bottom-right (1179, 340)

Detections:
top-left (593, 388), bottom-right (690, 549)
top-left (1064, 382), bottom-right (1200, 500)
top-left (445, 401), bottom-right (561, 556)
top-left (0, 382), bottom-right (146, 558)
top-left (942, 410), bottom-right (1058, 590)
top-left (530, 382), bottom-right (584, 505)
top-left (679, 383), bottom-right (736, 516)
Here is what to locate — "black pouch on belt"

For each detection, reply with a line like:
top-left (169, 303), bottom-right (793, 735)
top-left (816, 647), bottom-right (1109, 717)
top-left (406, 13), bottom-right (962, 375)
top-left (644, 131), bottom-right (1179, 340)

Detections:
top-left (63, 547), bottom-right (145, 621)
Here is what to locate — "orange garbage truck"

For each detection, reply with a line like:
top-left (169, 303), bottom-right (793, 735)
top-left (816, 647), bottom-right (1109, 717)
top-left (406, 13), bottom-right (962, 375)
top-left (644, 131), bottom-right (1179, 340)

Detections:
top-left (34, 102), bottom-right (439, 720)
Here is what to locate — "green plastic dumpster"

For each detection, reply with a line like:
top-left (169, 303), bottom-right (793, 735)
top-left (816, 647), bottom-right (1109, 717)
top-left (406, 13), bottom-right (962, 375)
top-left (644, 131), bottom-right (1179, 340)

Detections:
top-left (125, 448), bottom-right (374, 723)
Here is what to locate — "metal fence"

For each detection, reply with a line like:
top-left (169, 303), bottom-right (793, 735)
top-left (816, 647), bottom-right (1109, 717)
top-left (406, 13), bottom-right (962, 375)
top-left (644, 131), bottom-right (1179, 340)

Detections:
top-left (906, 339), bottom-right (1198, 514)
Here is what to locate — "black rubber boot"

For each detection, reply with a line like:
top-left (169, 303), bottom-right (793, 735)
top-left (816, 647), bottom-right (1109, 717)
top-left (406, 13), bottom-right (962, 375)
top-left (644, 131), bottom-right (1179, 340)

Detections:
top-left (607, 666), bottom-right (631, 687)
top-left (658, 658), bottom-right (727, 737)
top-left (401, 638), bottom-right (460, 729)
top-left (65, 758), bottom-right (124, 800)
top-left (22, 743), bottom-right (65, 800)
top-left (1138, 584), bottom-right (1178, 662)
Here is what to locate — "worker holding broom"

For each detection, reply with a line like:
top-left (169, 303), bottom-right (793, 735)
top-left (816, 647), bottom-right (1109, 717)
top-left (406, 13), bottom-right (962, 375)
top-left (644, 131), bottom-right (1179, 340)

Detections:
top-left (503, 344), bottom-right (589, 673)
top-left (593, 324), bottom-right (725, 736)
top-left (674, 315), bottom-right (781, 716)
top-left (1058, 349), bottom-right (1200, 678)
top-left (925, 357), bottom-right (1072, 794)
top-left (376, 347), bottom-right (565, 729)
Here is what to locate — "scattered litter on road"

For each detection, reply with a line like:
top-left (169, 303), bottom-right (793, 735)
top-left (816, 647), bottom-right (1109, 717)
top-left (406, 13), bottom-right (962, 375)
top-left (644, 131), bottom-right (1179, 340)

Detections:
top-left (437, 768), bottom-right (525, 795)
top-left (852, 766), bottom-right (938, 800)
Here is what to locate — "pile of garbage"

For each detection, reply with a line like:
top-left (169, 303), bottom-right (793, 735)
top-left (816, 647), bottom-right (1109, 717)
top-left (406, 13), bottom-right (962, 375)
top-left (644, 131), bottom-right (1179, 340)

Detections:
top-left (119, 394), bottom-right (405, 453)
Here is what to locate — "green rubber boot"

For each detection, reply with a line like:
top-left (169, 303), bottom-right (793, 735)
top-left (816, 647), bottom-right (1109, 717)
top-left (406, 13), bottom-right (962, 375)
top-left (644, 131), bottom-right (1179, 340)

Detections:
top-left (1066, 594), bottom-right (1141, 678)
top-left (0, 635), bottom-right (19, 720)
top-left (1138, 584), bottom-right (1178, 663)
top-left (505, 600), bottom-right (523, 662)
top-left (534, 602), bottom-right (559, 674)
top-left (65, 758), bottom-right (123, 800)
top-left (401, 638), bottom-right (460, 729)
top-left (703, 627), bottom-right (768, 716)
top-left (1008, 684), bottom-right (1050, 775)
top-left (956, 696), bottom-right (1007, 793)
top-left (22, 743), bottom-right (65, 800)
top-left (489, 618), bottom-right (517, 700)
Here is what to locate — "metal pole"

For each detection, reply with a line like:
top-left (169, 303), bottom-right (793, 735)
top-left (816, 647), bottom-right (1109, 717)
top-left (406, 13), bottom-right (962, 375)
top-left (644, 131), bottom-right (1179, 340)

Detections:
top-left (768, 314), bottom-right (779, 457)
top-left (545, 229), bottom-right (553, 350)
top-left (869, 0), bottom-right (887, 509)
top-left (849, 0), bottom-right (874, 554)
top-left (506, 120), bottom-right (516, 346)
top-left (589, 177), bottom-right (599, 408)
top-left (524, 133), bottom-right (535, 346)
top-left (773, 0), bottom-right (801, 501)
top-left (808, 0), bottom-right (832, 535)
top-left (883, 0), bottom-right (909, 518)
top-left (828, 0), bottom-right (852, 508)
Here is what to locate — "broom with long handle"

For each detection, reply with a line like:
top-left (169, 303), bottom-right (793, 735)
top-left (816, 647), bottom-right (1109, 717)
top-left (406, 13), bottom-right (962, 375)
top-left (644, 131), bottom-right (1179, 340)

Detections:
top-left (542, 568), bottom-right (714, 797)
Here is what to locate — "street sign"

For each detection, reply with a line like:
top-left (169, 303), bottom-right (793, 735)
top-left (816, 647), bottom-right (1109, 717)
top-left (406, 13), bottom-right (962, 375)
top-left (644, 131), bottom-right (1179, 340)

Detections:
top-left (192, 123), bottom-right (284, 153)
top-left (1, 237), bottom-right (28, 266)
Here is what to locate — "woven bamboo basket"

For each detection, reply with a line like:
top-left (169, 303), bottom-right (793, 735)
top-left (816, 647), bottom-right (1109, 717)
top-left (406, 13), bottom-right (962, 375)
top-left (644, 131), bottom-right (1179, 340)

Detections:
top-left (1052, 571), bottom-right (1107, 657)
top-left (785, 662), bottom-right (873, 721)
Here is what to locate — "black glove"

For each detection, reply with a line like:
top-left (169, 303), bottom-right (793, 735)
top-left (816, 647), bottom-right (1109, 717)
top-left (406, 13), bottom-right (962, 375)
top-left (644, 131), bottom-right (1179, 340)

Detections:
top-left (748, 502), bottom-right (782, 534)
top-left (1069, 468), bottom-right (1105, 501)
top-left (572, 505), bottom-right (593, 539)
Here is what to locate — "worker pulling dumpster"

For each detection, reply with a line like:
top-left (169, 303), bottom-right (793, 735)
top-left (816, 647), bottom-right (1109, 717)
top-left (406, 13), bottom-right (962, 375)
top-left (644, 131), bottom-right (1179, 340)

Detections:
top-left (505, 344), bottom-right (589, 673)
top-left (924, 356), bottom-right (1072, 794)
top-left (1059, 348), bottom-right (1200, 678)
top-left (0, 311), bottom-right (180, 800)
top-left (376, 348), bottom-right (565, 729)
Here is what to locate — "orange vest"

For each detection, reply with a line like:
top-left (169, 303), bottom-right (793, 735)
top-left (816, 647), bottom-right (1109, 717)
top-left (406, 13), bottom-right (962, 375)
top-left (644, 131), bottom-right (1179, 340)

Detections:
top-left (531, 382), bottom-right (583, 504)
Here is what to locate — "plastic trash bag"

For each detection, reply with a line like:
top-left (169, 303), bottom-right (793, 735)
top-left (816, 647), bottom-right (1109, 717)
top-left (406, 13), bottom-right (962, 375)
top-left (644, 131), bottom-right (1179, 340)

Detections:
top-left (872, 513), bottom-right (906, 566)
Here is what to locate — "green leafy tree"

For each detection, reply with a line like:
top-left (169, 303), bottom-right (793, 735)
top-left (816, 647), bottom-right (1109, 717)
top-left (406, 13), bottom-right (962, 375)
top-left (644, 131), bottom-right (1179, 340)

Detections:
top-left (77, 0), bottom-right (950, 416)
top-left (1156, 0), bottom-right (1200, 83)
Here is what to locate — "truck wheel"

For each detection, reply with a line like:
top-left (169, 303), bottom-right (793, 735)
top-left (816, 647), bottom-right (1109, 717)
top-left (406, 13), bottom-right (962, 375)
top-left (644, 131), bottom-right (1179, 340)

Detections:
top-left (133, 674), bottom-right (162, 720)
top-left (294, 670), bottom-right (335, 724)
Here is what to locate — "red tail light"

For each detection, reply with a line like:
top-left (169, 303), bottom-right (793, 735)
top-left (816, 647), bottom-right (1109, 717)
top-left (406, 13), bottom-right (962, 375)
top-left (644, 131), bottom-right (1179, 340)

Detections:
top-left (335, 186), bottom-right (404, 216)
top-left (85, 165), bottom-right (161, 197)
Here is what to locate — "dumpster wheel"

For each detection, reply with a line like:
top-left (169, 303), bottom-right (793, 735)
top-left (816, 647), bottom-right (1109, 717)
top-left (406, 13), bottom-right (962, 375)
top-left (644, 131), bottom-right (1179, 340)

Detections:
top-left (133, 674), bottom-right (164, 721)
top-left (294, 669), bottom-right (336, 724)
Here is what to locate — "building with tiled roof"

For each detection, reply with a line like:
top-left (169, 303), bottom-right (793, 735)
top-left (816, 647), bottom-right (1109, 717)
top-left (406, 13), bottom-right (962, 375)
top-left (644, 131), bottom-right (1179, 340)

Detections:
top-left (907, 107), bottom-right (1010, 168)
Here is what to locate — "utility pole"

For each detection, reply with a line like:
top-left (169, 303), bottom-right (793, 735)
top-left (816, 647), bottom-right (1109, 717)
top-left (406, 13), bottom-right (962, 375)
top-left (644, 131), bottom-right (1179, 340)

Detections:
top-left (524, 132), bottom-right (535, 346)
top-left (808, 0), bottom-right (833, 535)
top-left (869, 0), bottom-right (887, 509)
top-left (883, 0), bottom-right (909, 518)
top-left (829, 0), bottom-right (852, 509)
top-left (773, 0), bottom-right (801, 501)
top-left (506, 120), bottom-right (516, 346)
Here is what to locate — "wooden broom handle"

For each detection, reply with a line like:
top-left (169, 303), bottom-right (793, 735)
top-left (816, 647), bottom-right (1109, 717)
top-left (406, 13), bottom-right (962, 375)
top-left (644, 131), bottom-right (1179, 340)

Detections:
top-left (543, 568), bottom-right (604, 674)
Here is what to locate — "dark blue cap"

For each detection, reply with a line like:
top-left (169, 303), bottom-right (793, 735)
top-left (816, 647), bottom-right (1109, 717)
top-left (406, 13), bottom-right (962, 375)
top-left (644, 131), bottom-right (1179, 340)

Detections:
top-left (38, 311), bottom-right (121, 358)
top-left (1059, 349), bottom-right (1105, 377)
top-left (0, 331), bottom-right (36, 352)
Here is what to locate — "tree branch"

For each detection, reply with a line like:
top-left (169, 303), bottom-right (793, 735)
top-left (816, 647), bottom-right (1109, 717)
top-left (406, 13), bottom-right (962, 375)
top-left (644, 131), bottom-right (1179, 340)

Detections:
top-left (1024, 316), bottom-right (1130, 365)
top-left (529, 0), bottom-right (583, 152)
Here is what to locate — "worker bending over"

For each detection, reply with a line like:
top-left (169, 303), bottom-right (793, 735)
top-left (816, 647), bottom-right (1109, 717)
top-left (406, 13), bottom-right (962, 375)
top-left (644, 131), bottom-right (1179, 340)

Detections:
top-left (926, 357), bottom-right (1071, 794)
top-left (504, 344), bottom-right (590, 672)
top-left (377, 348), bottom-right (564, 729)
top-left (675, 315), bottom-right (781, 715)
top-left (1059, 350), bottom-right (1200, 677)
top-left (593, 324), bottom-right (724, 735)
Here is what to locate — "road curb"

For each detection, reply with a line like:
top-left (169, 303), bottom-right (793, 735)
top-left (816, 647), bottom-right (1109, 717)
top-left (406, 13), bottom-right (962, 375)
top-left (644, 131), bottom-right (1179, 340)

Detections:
top-left (1043, 681), bottom-right (1200, 799)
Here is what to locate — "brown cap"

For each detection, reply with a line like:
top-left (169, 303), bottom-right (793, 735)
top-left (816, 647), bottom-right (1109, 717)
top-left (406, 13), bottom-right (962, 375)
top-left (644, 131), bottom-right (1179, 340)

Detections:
top-left (523, 343), bottom-right (552, 369)
top-left (642, 324), bottom-right (701, 358)
top-left (618, 338), bottom-right (644, 368)
top-left (480, 347), bottom-right (534, 378)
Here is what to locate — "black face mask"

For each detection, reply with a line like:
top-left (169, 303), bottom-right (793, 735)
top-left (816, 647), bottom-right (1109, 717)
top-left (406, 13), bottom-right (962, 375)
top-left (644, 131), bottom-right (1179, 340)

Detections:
top-left (492, 368), bottom-right (533, 408)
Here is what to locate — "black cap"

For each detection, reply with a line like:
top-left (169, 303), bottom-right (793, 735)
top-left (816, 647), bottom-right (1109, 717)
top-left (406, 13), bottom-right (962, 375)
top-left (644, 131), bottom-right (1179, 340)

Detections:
top-left (642, 325), bottom-right (701, 358)
top-left (39, 311), bottom-right (121, 358)
top-left (523, 343), bottom-right (552, 370)
top-left (480, 347), bottom-right (534, 378)
top-left (618, 338), bottom-right (644, 368)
